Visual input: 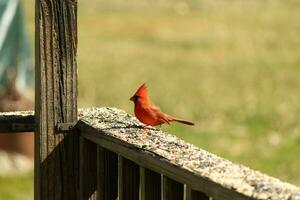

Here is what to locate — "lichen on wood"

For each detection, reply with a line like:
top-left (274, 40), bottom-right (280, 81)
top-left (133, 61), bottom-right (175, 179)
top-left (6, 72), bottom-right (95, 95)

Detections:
top-left (78, 107), bottom-right (300, 200)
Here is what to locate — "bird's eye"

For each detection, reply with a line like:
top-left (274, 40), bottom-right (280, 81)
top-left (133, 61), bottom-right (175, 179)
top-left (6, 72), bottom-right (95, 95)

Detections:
top-left (134, 95), bottom-right (139, 102)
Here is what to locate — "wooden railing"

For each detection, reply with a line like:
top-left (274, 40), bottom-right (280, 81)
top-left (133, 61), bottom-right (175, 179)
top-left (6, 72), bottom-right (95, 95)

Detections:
top-left (2, 108), bottom-right (300, 200)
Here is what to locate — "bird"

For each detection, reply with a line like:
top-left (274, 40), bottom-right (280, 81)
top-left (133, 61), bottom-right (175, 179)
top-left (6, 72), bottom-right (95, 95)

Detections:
top-left (130, 83), bottom-right (194, 126)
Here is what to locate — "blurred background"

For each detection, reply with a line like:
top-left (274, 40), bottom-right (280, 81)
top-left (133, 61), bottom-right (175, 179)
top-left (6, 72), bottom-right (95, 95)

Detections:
top-left (0, 0), bottom-right (33, 199)
top-left (1, 0), bottom-right (300, 199)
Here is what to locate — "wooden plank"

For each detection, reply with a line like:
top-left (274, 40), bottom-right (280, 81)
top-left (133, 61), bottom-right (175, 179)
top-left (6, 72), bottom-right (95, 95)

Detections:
top-left (186, 185), bottom-right (210, 200)
top-left (118, 156), bottom-right (139, 200)
top-left (35, 0), bottom-right (78, 199)
top-left (0, 111), bottom-right (34, 132)
top-left (118, 155), bottom-right (124, 199)
top-left (97, 146), bottom-right (118, 200)
top-left (80, 137), bottom-right (97, 200)
top-left (162, 176), bottom-right (184, 200)
top-left (140, 167), bottom-right (161, 200)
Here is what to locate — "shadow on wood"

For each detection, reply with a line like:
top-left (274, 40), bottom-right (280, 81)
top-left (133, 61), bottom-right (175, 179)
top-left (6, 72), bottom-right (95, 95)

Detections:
top-left (37, 132), bottom-right (79, 200)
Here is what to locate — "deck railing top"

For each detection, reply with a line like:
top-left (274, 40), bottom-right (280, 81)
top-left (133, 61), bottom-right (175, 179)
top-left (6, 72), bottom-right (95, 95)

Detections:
top-left (77, 107), bottom-right (300, 200)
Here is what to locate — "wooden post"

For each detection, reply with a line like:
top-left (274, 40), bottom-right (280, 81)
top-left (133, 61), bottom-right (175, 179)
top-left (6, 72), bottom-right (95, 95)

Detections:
top-left (35, 0), bottom-right (78, 199)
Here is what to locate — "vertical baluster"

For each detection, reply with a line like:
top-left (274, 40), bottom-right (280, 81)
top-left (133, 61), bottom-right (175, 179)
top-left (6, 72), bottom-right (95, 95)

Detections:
top-left (162, 176), bottom-right (184, 200)
top-left (118, 156), bottom-right (139, 200)
top-left (140, 167), bottom-right (145, 200)
top-left (140, 167), bottom-right (161, 200)
top-left (97, 147), bottom-right (118, 200)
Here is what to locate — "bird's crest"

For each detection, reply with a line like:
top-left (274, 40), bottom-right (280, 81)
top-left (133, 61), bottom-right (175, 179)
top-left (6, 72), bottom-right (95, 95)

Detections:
top-left (134, 83), bottom-right (148, 97)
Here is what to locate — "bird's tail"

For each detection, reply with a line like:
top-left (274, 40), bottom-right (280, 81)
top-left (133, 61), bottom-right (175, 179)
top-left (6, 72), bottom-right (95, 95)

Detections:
top-left (173, 118), bottom-right (195, 126)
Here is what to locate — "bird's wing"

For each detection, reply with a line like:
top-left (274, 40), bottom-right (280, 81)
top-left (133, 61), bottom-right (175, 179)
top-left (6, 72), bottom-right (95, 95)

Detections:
top-left (143, 104), bottom-right (160, 118)
top-left (145, 105), bottom-right (171, 124)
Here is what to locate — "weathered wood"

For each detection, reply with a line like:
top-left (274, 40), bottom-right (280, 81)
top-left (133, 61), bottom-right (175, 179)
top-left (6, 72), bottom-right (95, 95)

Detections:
top-left (118, 156), bottom-right (139, 200)
top-left (80, 137), bottom-right (97, 200)
top-left (77, 107), bottom-right (300, 200)
top-left (78, 118), bottom-right (252, 200)
top-left (0, 111), bottom-right (34, 132)
top-left (186, 185), bottom-right (210, 200)
top-left (162, 176), bottom-right (184, 200)
top-left (35, 0), bottom-right (78, 199)
top-left (97, 146), bottom-right (118, 200)
top-left (140, 167), bottom-right (161, 200)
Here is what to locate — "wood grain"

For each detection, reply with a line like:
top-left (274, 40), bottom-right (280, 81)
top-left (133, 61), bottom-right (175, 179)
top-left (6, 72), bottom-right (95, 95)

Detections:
top-left (35, 0), bottom-right (78, 199)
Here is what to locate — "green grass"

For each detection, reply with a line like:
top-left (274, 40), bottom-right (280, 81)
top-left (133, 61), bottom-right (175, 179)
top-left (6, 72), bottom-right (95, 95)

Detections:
top-left (76, 0), bottom-right (300, 186)
top-left (6, 0), bottom-right (300, 198)
top-left (0, 172), bottom-right (33, 200)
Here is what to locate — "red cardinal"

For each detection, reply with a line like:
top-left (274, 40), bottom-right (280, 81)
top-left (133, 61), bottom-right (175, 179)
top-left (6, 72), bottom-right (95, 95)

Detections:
top-left (130, 83), bottom-right (194, 126)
